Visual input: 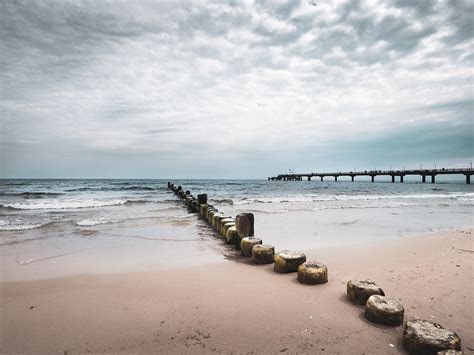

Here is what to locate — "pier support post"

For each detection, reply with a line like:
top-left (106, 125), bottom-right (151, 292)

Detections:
top-left (351, 176), bottom-right (355, 182)
top-left (391, 176), bottom-right (395, 183)
top-left (400, 175), bottom-right (404, 183)
top-left (321, 176), bottom-right (323, 182)
top-left (371, 176), bottom-right (374, 182)
top-left (308, 176), bottom-right (311, 181)
top-left (422, 175), bottom-right (426, 183)
top-left (466, 174), bottom-right (471, 184)
top-left (431, 175), bottom-right (435, 183)
top-left (335, 176), bottom-right (338, 182)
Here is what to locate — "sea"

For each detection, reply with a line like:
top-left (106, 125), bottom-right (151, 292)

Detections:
top-left (1, 178), bottom-right (472, 281)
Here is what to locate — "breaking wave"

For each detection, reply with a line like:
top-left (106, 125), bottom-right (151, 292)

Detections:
top-left (1, 199), bottom-right (129, 210)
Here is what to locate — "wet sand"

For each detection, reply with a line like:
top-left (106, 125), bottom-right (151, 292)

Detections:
top-left (1, 230), bottom-right (472, 354)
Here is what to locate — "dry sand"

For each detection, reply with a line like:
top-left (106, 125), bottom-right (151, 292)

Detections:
top-left (1, 229), bottom-right (472, 354)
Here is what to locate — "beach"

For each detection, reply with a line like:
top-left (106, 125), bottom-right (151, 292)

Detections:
top-left (1, 229), bottom-right (472, 354)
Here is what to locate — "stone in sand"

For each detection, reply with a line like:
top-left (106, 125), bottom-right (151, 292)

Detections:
top-left (347, 280), bottom-right (385, 305)
top-left (364, 295), bottom-right (404, 326)
top-left (403, 318), bottom-right (461, 355)
top-left (297, 262), bottom-right (328, 284)
top-left (197, 194), bottom-right (207, 205)
top-left (252, 244), bottom-right (275, 264)
top-left (235, 213), bottom-right (254, 238)
top-left (241, 237), bottom-right (263, 257)
top-left (225, 226), bottom-right (239, 244)
top-left (274, 251), bottom-right (306, 273)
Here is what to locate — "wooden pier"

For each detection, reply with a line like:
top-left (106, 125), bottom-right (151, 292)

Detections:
top-left (268, 168), bottom-right (473, 184)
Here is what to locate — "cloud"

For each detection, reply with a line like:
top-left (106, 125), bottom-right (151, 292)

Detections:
top-left (0, 0), bottom-right (472, 178)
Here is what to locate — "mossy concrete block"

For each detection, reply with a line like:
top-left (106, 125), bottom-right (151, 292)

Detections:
top-left (403, 318), bottom-right (461, 355)
top-left (207, 208), bottom-right (218, 223)
top-left (219, 218), bottom-right (235, 236)
top-left (217, 217), bottom-right (233, 234)
top-left (252, 244), bottom-right (274, 264)
top-left (208, 210), bottom-right (219, 225)
top-left (274, 251), bottom-right (306, 273)
top-left (214, 215), bottom-right (231, 230)
top-left (364, 295), bottom-right (404, 326)
top-left (199, 204), bottom-right (208, 218)
top-left (235, 213), bottom-right (254, 238)
top-left (297, 262), bottom-right (328, 284)
top-left (222, 221), bottom-right (236, 237)
top-left (225, 226), bottom-right (239, 244)
top-left (204, 204), bottom-right (217, 220)
top-left (211, 213), bottom-right (225, 228)
top-left (241, 237), bottom-right (263, 257)
top-left (197, 193), bottom-right (207, 205)
top-left (347, 280), bottom-right (385, 305)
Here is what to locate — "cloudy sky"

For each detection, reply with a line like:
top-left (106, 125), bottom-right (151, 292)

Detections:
top-left (1, 0), bottom-right (472, 178)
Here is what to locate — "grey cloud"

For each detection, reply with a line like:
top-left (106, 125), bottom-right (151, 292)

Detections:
top-left (0, 0), bottom-right (472, 178)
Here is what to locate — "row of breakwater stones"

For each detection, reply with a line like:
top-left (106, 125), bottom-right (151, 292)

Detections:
top-left (168, 182), bottom-right (463, 355)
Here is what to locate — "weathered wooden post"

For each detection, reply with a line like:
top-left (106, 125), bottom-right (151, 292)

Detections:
top-left (235, 213), bottom-right (254, 250)
top-left (197, 194), bottom-right (207, 206)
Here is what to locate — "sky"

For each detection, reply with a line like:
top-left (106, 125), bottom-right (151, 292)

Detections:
top-left (0, 0), bottom-right (472, 179)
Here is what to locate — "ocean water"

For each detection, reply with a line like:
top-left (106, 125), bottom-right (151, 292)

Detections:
top-left (1, 179), bottom-right (472, 280)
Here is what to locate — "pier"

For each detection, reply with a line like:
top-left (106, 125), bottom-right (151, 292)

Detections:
top-left (268, 168), bottom-right (473, 184)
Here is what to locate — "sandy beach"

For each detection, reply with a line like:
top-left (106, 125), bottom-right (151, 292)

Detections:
top-left (1, 229), bottom-right (472, 354)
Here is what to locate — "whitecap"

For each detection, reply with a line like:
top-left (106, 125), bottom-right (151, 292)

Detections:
top-left (3, 199), bottom-right (128, 210)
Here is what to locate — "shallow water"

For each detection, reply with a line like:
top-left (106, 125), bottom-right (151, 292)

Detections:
top-left (1, 179), bottom-right (472, 280)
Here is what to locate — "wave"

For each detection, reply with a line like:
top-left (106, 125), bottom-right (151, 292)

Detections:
top-left (0, 192), bottom-right (64, 198)
top-left (75, 218), bottom-right (122, 226)
top-left (0, 222), bottom-right (53, 231)
top-left (232, 192), bottom-right (474, 205)
top-left (210, 198), bottom-right (234, 205)
top-left (1, 199), bottom-right (129, 210)
top-left (65, 186), bottom-right (159, 192)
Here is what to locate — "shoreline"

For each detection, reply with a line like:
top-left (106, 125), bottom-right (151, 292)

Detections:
top-left (1, 229), bottom-right (472, 354)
